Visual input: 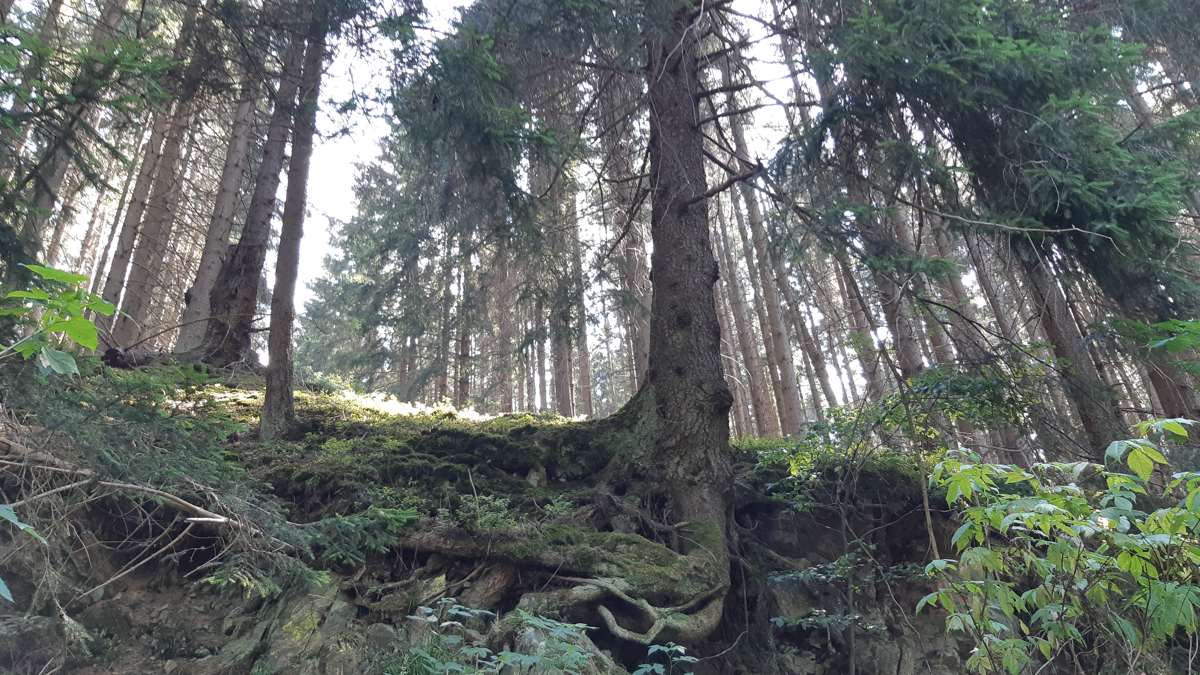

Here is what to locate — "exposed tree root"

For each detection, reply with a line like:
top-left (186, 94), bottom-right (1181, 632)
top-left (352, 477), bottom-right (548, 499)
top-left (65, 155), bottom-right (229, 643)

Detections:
top-left (388, 523), bottom-right (731, 646)
top-left (564, 576), bottom-right (728, 645)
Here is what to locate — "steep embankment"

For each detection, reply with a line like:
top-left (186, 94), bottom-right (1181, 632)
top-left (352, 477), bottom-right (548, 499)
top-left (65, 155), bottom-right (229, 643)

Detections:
top-left (0, 366), bottom-right (960, 674)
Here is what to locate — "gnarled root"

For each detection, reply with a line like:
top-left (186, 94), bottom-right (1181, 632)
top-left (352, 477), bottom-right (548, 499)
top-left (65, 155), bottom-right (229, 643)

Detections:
top-left (565, 576), bottom-right (727, 645)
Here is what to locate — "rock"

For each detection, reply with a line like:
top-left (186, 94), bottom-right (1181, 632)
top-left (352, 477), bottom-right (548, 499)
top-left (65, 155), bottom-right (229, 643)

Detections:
top-left (459, 564), bottom-right (517, 610)
top-left (364, 622), bottom-right (398, 651)
top-left (526, 463), bottom-right (547, 486)
top-left (216, 581), bottom-right (367, 675)
top-left (510, 621), bottom-right (624, 675)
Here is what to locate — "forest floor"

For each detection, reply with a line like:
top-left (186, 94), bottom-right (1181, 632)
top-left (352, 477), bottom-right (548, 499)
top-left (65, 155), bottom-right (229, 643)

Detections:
top-left (0, 365), bottom-right (962, 674)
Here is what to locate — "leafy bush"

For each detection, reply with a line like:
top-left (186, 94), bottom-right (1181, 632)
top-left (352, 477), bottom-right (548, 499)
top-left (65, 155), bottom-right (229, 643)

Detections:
top-left (0, 263), bottom-right (114, 374)
top-left (388, 598), bottom-right (594, 674)
top-left (921, 419), bottom-right (1200, 674)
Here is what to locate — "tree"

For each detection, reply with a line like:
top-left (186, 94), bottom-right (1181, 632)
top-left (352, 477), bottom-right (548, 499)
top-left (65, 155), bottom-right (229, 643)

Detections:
top-left (262, 0), bottom-right (329, 440)
top-left (197, 9), bottom-right (309, 366)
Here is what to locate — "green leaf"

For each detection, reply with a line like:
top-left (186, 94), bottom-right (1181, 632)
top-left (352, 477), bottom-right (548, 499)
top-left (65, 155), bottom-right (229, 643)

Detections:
top-left (0, 505), bottom-right (46, 544)
top-left (1105, 440), bottom-right (1129, 463)
top-left (5, 289), bottom-right (50, 301)
top-left (917, 591), bottom-right (940, 613)
top-left (22, 264), bottom-right (87, 284)
top-left (55, 315), bottom-right (98, 350)
top-left (0, 576), bottom-right (11, 603)
top-left (1128, 449), bottom-right (1153, 482)
top-left (1108, 613), bottom-right (1138, 645)
top-left (85, 297), bottom-right (116, 317)
top-left (1161, 420), bottom-right (1190, 439)
top-left (1128, 445), bottom-right (1166, 482)
top-left (37, 347), bottom-right (78, 375)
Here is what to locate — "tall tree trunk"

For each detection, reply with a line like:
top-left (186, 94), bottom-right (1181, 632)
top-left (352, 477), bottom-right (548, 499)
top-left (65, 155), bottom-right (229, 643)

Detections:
top-left (74, 186), bottom-right (107, 273)
top-left (455, 246), bottom-right (473, 409)
top-left (199, 20), bottom-right (308, 365)
top-left (1021, 251), bottom-right (1125, 458)
top-left (262, 5), bottom-right (327, 440)
top-left (435, 232), bottom-right (455, 401)
top-left (551, 305), bottom-right (574, 416)
top-left (721, 58), bottom-right (805, 434)
top-left (177, 74), bottom-right (262, 351)
top-left (597, 72), bottom-right (650, 387)
top-left (717, 284), bottom-right (751, 436)
top-left (729, 189), bottom-right (785, 432)
top-left (42, 174), bottom-right (85, 265)
top-left (16, 0), bottom-right (128, 258)
top-left (838, 258), bottom-right (888, 400)
top-left (495, 249), bottom-right (515, 413)
top-left (99, 112), bottom-right (171, 332)
top-left (112, 96), bottom-right (197, 347)
top-left (716, 199), bottom-right (777, 436)
top-left (779, 277), bottom-right (838, 409)
top-left (570, 202), bottom-right (594, 417)
top-left (631, 2), bottom-right (732, 636)
top-left (536, 300), bottom-right (548, 411)
top-left (89, 133), bottom-right (141, 297)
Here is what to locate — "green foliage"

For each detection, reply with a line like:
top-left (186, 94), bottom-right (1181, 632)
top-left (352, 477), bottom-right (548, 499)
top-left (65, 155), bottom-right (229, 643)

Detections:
top-left (389, 598), bottom-right (594, 674)
top-left (305, 506), bottom-right (419, 567)
top-left (784, 0), bottom-right (1200, 323)
top-left (923, 421), bottom-right (1200, 673)
top-left (746, 400), bottom-right (931, 516)
top-left (633, 642), bottom-right (698, 675)
top-left (0, 264), bottom-right (113, 373)
top-left (0, 266), bottom-right (109, 602)
top-left (447, 494), bottom-right (516, 531)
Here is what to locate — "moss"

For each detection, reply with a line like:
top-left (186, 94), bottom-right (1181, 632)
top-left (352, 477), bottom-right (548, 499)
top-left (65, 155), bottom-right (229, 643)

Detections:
top-left (281, 610), bottom-right (320, 642)
top-left (494, 525), bottom-right (716, 601)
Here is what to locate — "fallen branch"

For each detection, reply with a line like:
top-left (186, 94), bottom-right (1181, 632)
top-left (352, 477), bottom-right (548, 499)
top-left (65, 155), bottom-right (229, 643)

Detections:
top-left (0, 448), bottom-right (235, 527)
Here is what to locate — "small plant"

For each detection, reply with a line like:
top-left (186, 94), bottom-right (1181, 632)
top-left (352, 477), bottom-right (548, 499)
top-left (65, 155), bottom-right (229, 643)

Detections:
top-left (307, 506), bottom-right (419, 567)
top-left (1, 265), bottom-right (107, 603)
top-left (395, 599), bottom-right (593, 674)
top-left (633, 642), bottom-right (698, 675)
top-left (455, 494), bottom-right (516, 531)
top-left (540, 495), bottom-right (576, 520)
top-left (0, 263), bottom-right (114, 374)
top-left (921, 419), bottom-right (1200, 674)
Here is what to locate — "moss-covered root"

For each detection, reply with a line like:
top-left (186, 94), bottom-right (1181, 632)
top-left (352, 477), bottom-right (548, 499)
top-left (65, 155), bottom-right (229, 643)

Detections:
top-left (393, 523), bottom-right (729, 645)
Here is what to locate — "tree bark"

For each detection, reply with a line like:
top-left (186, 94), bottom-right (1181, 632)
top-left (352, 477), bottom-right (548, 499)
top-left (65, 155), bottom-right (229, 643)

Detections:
top-left (177, 71), bottom-right (262, 352)
top-left (455, 244), bottom-right (473, 409)
top-left (199, 18), bottom-right (308, 366)
top-left (494, 247), bottom-right (516, 413)
top-left (99, 112), bottom-right (170, 332)
top-left (729, 187), bottom-right (784, 434)
top-left (89, 130), bottom-right (141, 297)
top-left (262, 4), bottom-right (327, 440)
top-left (570, 200), bottom-right (594, 417)
top-left (629, 2), bottom-right (732, 639)
top-left (596, 72), bottom-right (651, 388)
top-left (1021, 251), bottom-right (1125, 459)
top-left (112, 94), bottom-right (198, 347)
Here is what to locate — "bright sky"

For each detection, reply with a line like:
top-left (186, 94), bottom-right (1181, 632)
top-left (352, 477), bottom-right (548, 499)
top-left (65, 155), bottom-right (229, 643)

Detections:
top-left (298, 0), bottom-right (469, 310)
top-left (297, 0), bottom-right (791, 312)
